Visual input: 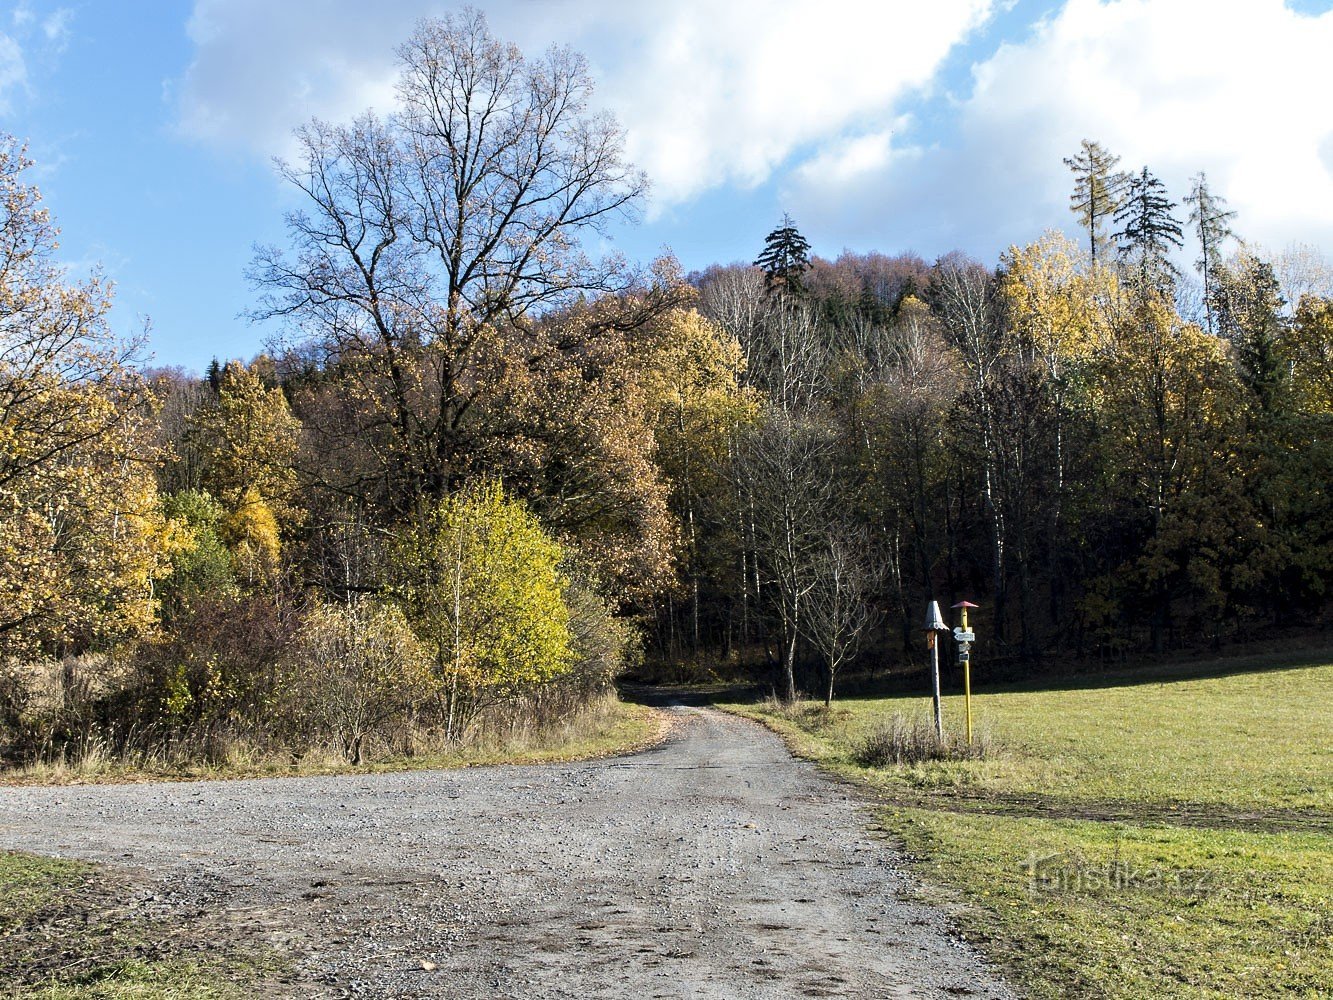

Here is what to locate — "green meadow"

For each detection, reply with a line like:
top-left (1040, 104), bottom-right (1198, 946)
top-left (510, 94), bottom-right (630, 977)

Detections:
top-left (729, 654), bottom-right (1333, 999)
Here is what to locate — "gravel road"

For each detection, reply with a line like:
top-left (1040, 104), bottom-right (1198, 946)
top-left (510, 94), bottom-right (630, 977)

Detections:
top-left (0, 707), bottom-right (1016, 998)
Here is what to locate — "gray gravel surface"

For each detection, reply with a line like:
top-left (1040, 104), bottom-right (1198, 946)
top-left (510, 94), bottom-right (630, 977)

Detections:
top-left (0, 707), bottom-right (1017, 998)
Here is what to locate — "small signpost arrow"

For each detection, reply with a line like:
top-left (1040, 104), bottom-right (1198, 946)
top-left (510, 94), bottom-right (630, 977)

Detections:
top-left (952, 601), bottom-right (980, 744)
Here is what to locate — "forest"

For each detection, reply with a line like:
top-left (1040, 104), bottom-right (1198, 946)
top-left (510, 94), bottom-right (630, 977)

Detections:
top-left (2, 11), bottom-right (1331, 768)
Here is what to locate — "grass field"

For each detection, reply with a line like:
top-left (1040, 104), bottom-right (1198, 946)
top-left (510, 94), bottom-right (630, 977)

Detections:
top-left (0, 851), bottom-right (288, 998)
top-left (728, 652), bottom-right (1333, 999)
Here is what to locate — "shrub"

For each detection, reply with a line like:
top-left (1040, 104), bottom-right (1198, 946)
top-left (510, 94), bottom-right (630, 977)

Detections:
top-left (158, 490), bottom-right (237, 621)
top-left (277, 600), bottom-right (434, 763)
top-left (0, 652), bottom-right (132, 763)
top-left (853, 712), bottom-right (993, 767)
top-left (393, 482), bottom-right (573, 739)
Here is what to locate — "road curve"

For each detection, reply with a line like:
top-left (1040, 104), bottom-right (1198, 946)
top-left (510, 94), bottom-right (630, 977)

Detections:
top-left (0, 707), bottom-right (1016, 999)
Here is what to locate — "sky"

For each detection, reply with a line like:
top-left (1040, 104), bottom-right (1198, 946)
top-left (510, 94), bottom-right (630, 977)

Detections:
top-left (6, 0), bottom-right (1333, 371)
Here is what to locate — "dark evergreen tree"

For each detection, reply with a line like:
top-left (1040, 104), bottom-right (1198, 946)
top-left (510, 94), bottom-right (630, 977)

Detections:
top-left (755, 214), bottom-right (812, 296)
top-left (206, 357), bottom-right (223, 393)
top-left (1063, 139), bottom-right (1129, 265)
top-left (1186, 172), bottom-right (1238, 336)
top-left (1214, 255), bottom-right (1286, 412)
top-left (1114, 166), bottom-right (1185, 294)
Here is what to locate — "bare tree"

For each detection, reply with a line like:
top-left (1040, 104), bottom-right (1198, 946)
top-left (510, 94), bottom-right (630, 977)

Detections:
top-left (802, 522), bottom-right (882, 706)
top-left (250, 9), bottom-right (654, 513)
top-left (1272, 242), bottom-right (1333, 315)
top-left (698, 264), bottom-right (827, 413)
top-left (743, 298), bottom-right (828, 414)
top-left (931, 255), bottom-right (1009, 636)
top-left (741, 408), bottom-right (837, 701)
top-left (697, 264), bottom-right (767, 356)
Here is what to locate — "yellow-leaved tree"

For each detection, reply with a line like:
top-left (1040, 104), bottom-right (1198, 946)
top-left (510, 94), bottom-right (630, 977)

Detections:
top-left (0, 137), bottom-right (174, 656)
top-left (186, 359), bottom-right (301, 584)
top-left (1000, 230), bottom-right (1117, 376)
top-left (1288, 296), bottom-right (1333, 413)
top-left (393, 483), bottom-right (573, 739)
top-left (1093, 299), bottom-right (1250, 648)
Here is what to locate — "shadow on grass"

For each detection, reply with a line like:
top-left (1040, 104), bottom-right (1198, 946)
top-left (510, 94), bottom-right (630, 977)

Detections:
top-left (622, 643), bottom-right (1333, 711)
top-left (959, 643), bottom-right (1333, 699)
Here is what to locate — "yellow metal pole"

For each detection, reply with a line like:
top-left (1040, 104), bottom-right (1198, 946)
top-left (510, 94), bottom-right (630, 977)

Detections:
top-left (962, 605), bottom-right (973, 744)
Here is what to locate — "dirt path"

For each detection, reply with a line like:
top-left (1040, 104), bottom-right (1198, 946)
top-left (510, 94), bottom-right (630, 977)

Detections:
top-left (0, 707), bottom-right (1015, 998)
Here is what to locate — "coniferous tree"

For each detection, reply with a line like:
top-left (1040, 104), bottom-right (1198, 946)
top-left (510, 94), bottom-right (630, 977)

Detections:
top-left (1186, 172), bottom-right (1238, 335)
top-left (1214, 254), bottom-right (1287, 412)
top-left (1063, 139), bottom-right (1129, 265)
top-left (1114, 167), bottom-right (1185, 295)
top-left (206, 357), bottom-right (223, 393)
top-left (755, 214), bottom-right (812, 296)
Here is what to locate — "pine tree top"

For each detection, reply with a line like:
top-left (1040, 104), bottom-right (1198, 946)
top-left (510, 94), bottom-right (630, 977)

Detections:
top-left (755, 214), bottom-right (812, 295)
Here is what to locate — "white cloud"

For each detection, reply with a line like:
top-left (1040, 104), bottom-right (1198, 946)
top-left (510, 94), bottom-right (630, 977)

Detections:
top-left (0, 4), bottom-right (78, 116)
top-left (0, 30), bottom-right (25, 113)
top-left (175, 0), bottom-right (992, 205)
top-left (784, 0), bottom-right (1333, 262)
top-left (176, 0), bottom-right (413, 160)
top-left (592, 0), bottom-right (992, 204)
top-left (793, 124), bottom-right (909, 188)
top-left (41, 7), bottom-right (70, 49)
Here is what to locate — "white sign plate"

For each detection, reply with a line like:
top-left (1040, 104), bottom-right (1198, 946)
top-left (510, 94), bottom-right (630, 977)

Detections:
top-left (954, 629), bottom-right (976, 643)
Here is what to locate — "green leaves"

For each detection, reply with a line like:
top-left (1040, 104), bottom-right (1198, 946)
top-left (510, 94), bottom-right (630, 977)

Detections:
top-left (394, 483), bottom-right (573, 711)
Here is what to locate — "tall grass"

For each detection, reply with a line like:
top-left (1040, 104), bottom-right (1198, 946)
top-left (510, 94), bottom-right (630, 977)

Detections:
top-left (853, 712), bottom-right (993, 766)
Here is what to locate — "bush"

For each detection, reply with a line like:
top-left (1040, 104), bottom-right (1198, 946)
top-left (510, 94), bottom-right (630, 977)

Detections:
top-left (761, 694), bottom-right (850, 732)
top-left (0, 653), bottom-right (123, 762)
top-left (158, 490), bottom-right (237, 622)
top-left (853, 712), bottom-right (993, 766)
top-left (276, 600), bottom-right (434, 763)
top-left (393, 482), bottom-right (574, 738)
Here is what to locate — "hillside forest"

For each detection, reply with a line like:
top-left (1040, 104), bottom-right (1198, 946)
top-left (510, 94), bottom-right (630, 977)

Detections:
top-left (2, 12), bottom-right (1332, 766)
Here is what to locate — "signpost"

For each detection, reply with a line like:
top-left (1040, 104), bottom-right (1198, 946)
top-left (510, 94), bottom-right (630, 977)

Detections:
top-left (952, 601), bottom-right (979, 744)
top-left (924, 601), bottom-right (948, 741)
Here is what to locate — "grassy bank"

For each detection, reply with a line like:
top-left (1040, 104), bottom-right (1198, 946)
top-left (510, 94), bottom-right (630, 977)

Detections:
top-left (726, 654), bottom-right (1333, 999)
top-left (2, 696), bottom-right (668, 786)
top-left (0, 851), bottom-right (290, 998)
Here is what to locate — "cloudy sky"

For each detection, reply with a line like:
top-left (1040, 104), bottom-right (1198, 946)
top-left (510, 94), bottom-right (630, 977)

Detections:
top-left (8, 0), bottom-right (1333, 369)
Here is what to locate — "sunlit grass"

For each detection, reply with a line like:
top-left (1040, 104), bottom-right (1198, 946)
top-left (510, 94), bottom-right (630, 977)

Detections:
top-left (735, 657), bottom-right (1333, 811)
top-left (727, 654), bottom-right (1333, 999)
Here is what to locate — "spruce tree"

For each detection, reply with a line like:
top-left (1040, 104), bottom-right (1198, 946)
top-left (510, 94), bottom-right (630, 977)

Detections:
top-left (206, 357), bottom-right (223, 393)
top-left (1114, 166), bottom-right (1185, 295)
top-left (1215, 254), bottom-right (1286, 412)
top-left (755, 214), bottom-right (812, 296)
top-left (1063, 139), bottom-right (1129, 265)
top-left (1185, 172), bottom-right (1238, 335)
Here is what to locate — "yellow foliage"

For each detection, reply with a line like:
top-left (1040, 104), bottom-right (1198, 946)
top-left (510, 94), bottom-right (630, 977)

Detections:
top-left (1000, 230), bottom-right (1119, 376)
top-left (1287, 296), bottom-right (1333, 413)
top-left (394, 483), bottom-right (574, 731)
top-left (0, 137), bottom-right (174, 655)
top-left (189, 360), bottom-right (302, 529)
top-left (221, 485), bottom-right (282, 584)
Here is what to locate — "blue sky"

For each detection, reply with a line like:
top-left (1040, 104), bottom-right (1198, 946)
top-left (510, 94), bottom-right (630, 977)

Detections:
top-left (7, 0), bottom-right (1333, 371)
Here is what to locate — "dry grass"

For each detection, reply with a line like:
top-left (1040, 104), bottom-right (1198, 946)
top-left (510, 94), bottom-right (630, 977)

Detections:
top-left (2, 695), bottom-right (666, 785)
top-left (852, 711), bottom-right (994, 766)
